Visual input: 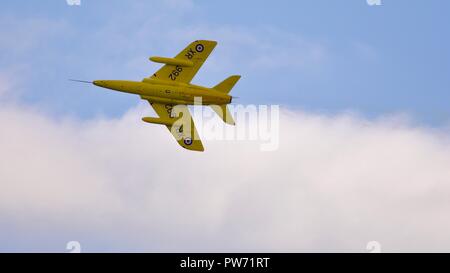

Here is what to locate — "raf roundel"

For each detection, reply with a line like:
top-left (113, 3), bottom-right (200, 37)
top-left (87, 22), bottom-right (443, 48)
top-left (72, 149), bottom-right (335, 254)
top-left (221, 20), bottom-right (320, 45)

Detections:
top-left (183, 137), bottom-right (193, 146)
top-left (195, 44), bottom-right (204, 53)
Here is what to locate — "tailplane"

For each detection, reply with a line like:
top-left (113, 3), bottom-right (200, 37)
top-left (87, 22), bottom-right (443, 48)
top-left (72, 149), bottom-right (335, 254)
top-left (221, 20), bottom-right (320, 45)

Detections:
top-left (210, 104), bottom-right (235, 125)
top-left (211, 75), bottom-right (240, 125)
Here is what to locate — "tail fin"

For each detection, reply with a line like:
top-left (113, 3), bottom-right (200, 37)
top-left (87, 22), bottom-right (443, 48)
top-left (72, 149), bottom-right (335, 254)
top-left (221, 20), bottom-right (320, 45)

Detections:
top-left (213, 75), bottom-right (241, 94)
top-left (210, 105), bottom-right (235, 125)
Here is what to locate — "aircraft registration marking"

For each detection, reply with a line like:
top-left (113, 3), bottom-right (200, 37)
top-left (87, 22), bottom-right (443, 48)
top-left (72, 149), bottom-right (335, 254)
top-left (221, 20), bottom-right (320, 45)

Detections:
top-left (165, 104), bottom-right (174, 117)
top-left (168, 66), bottom-right (183, 81)
top-left (185, 48), bottom-right (196, 59)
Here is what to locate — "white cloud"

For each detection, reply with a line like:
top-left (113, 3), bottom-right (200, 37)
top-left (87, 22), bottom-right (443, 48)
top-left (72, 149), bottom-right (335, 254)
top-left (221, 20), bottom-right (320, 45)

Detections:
top-left (1, 98), bottom-right (450, 252)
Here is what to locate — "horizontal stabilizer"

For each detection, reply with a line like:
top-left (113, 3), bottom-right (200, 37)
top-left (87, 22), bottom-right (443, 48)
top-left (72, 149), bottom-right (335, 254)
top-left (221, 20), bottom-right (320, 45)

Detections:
top-left (210, 104), bottom-right (235, 125)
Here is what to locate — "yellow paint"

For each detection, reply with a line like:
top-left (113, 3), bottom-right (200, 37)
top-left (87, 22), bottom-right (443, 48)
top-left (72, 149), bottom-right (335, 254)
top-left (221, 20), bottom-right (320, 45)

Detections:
top-left (149, 56), bottom-right (193, 67)
top-left (90, 40), bottom-right (240, 152)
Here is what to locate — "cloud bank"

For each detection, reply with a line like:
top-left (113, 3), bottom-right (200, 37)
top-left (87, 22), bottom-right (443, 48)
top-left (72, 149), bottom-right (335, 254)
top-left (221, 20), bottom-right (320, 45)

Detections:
top-left (1, 96), bottom-right (450, 252)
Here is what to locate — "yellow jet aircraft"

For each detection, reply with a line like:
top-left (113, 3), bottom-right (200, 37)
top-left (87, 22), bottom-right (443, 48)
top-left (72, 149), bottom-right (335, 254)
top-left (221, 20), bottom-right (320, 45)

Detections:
top-left (75, 40), bottom-right (240, 152)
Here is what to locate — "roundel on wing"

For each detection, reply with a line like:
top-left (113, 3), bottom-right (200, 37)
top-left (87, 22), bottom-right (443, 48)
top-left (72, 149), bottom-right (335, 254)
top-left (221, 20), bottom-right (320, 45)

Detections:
top-left (195, 44), bottom-right (204, 53)
top-left (183, 137), bottom-right (193, 146)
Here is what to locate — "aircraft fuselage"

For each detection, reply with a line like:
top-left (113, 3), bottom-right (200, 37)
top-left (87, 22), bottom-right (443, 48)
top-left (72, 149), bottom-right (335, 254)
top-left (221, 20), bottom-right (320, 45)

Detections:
top-left (93, 79), bottom-right (232, 105)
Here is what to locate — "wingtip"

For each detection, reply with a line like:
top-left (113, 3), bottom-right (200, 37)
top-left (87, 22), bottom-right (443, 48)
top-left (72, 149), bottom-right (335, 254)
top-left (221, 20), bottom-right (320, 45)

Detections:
top-left (181, 145), bottom-right (205, 152)
top-left (196, 40), bottom-right (217, 45)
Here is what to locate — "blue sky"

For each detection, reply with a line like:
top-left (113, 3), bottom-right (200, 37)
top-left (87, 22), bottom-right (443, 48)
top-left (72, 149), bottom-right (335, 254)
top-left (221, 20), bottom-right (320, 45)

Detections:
top-left (1, 0), bottom-right (450, 124)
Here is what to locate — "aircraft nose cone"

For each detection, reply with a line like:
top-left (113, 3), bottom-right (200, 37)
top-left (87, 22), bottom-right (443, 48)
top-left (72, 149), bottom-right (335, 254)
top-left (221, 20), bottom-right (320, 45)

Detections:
top-left (93, 80), bottom-right (109, 88)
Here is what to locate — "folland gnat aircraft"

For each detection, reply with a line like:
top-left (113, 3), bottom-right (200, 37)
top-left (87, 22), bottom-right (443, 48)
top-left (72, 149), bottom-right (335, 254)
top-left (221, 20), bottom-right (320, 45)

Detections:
top-left (72, 40), bottom-right (240, 152)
